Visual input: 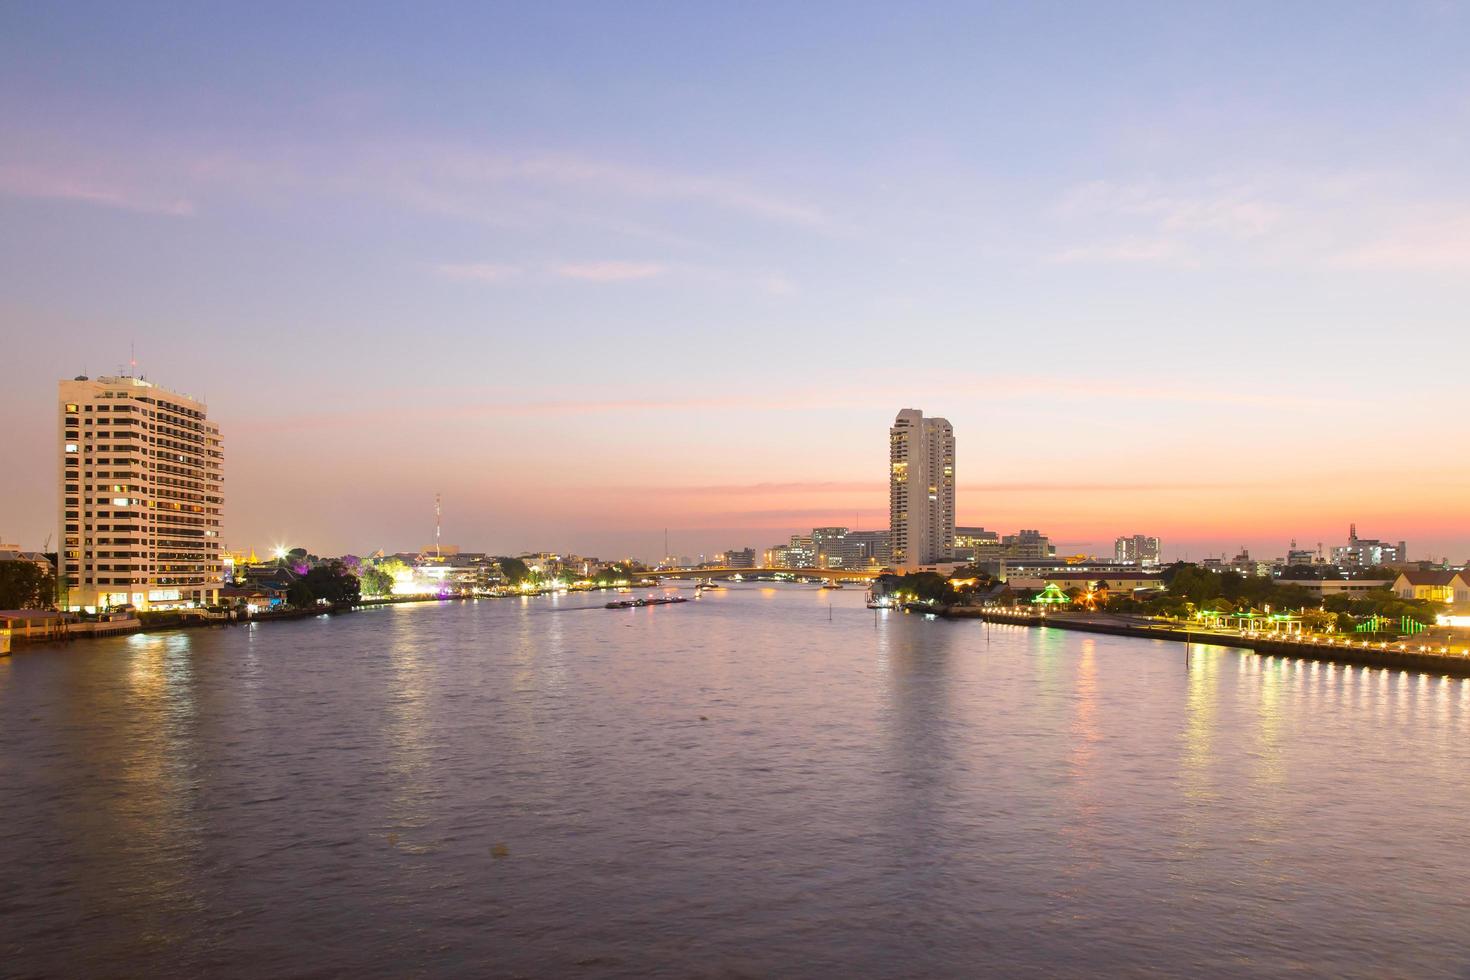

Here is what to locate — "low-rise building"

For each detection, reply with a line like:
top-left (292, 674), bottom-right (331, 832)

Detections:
top-left (1392, 570), bottom-right (1470, 606)
top-left (1275, 577), bottom-right (1394, 597)
top-left (0, 610), bottom-right (68, 641)
top-left (1006, 570), bottom-right (1164, 594)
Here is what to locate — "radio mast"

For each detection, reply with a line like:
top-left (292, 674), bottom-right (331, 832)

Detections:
top-left (435, 493), bottom-right (442, 559)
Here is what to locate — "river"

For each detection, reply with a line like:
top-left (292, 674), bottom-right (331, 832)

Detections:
top-left (3, 584), bottom-right (1469, 978)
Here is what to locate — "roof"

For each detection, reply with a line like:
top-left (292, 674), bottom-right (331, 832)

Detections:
top-left (1395, 570), bottom-right (1465, 586)
top-left (220, 584), bottom-right (281, 596)
top-left (0, 610), bottom-right (65, 621)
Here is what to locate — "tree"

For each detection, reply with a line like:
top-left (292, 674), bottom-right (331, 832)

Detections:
top-left (593, 563), bottom-right (636, 586)
top-left (360, 565), bottom-right (393, 597)
top-left (285, 561), bottom-right (361, 607)
top-left (498, 557), bottom-right (533, 585)
top-left (287, 579), bottom-right (316, 608)
top-left (0, 561), bottom-right (55, 609)
top-left (896, 571), bottom-right (954, 604)
top-left (302, 562), bottom-right (361, 604)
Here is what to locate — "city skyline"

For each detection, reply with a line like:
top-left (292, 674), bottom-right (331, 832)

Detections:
top-left (3, 4), bottom-right (1469, 560)
top-left (28, 372), bottom-right (1451, 567)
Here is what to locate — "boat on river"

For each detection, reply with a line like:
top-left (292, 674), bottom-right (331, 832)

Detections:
top-left (605, 595), bottom-right (690, 609)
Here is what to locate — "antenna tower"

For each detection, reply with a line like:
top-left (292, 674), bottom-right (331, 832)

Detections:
top-left (435, 493), bottom-right (442, 559)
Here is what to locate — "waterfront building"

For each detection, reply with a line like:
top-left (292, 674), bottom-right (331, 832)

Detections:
top-left (1331, 525), bottom-right (1406, 568)
top-left (765, 535), bottom-right (814, 569)
top-left (1006, 570), bottom-right (1164, 594)
top-left (1114, 534), bottom-right (1161, 566)
top-left (811, 527), bottom-right (848, 567)
top-left (981, 558), bottom-right (1143, 582)
top-left (721, 548), bottom-right (757, 569)
top-left (834, 529), bottom-right (892, 569)
top-left (889, 409), bottom-right (955, 569)
top-left (58, 375), bottom-right (224, 612)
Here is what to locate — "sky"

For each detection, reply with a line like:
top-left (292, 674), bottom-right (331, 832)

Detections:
top-left (2, 2), bottom-right (1468, 563)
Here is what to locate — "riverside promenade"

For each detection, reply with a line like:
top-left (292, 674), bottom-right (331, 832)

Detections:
top-left (940, 606), bottom-right (1470, 678)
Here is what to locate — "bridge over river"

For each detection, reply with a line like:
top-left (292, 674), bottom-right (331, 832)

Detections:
top-left (646, 566), bottom-right (882, 583)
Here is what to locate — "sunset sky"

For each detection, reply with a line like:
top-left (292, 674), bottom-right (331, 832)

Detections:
top-left (3, 3), bottom-right (1468, 562)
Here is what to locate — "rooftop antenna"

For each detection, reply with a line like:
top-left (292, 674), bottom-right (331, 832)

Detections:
top-left (129, 341), bottom-right (137, 377)
top-left (435, 493), bottom-right (442, 559)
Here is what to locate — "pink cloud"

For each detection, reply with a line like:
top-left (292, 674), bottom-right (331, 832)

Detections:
top-left (1327, 217), bottom-right (1470, 272)
top-left (555, 260), bottom-right (667, 282)
top-left (0, 163), bottom-right (195, 216)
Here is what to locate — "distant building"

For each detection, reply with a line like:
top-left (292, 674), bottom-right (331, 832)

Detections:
top-left (1284, 541), bottom-right (1321, 568)
top-left (890, 408), bottom-right (954, 569)
top-left (840, 529), bottom-right (892, 568)
top-left (1114, 534), bottom-right (1161, 566)
top-left (765, 535), bottom-right (814, 569)
top-left (58, 375), bottom-right (224, 612)
top-left (721, 548), bottom-right (757, 569)
top-left (1007, 570), bottom-right (1164, 594)
top-left (953, 526), bottom-right (1000, 562)
top-left (1002, 529), bottom-right (1054, 560)
top-left (1331, 524), bottom-right (1405, 568)
top-left (811, 527), bottom-right (848, 567)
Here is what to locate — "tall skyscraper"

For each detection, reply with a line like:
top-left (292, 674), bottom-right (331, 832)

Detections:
top-left (58, 375), bottom-right (225, 611)
top-left (889, 408), bottom-right (954, 569)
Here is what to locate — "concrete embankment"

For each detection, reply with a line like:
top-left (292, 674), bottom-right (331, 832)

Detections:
top-left (938, 607), bottom-right (1470, 678)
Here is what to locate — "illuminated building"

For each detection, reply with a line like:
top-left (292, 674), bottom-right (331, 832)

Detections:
top-left (1330, 524), bottom-right (1406, 568)
top-left (766, 535), bottom-right (814, 569)
top-left (1392, 570), bottom-right (1470, 606)
top-left (810, 527), bottom-right (847, 567)
top-left (1006, 570), bottom-right (1164, 593)
top-left (58, 375), bottom-right (224, 611)
top-left (1114, 534), bottom-right (1161, 566)
top-left (720, 548), bottom-right (757, 569)
top-left (953, 526), bottom-right (1000, 561)
top-left (1001, 529), bottom-right (1053, 560)
top-left (889, 408), bottom-right (954, 569)
top-left (834, 529), bottom-right (891, 568)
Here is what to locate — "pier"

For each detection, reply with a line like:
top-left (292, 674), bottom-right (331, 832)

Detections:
top-left (938, 607), bottom-right (1470, 678)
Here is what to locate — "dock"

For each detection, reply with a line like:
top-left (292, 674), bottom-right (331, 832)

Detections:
top-left (937, 607), bottom-right (1470, 678)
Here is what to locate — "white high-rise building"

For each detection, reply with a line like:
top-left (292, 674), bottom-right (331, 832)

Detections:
top-left (1114, 534), bottom-right (1162, 566)
top-left (889, 408), bottom-right (955, 569)
top-left (58, 375), bottom-right (224, 611)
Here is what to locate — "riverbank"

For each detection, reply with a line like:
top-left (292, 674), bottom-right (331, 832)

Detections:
top-left (938, 606), bottom-right (1470, 677)
top-left (6, 588), bottom-right (651, 647)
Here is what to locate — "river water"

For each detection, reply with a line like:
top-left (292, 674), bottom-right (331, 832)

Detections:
top-left (3, 585), bottom-right (1469, 978)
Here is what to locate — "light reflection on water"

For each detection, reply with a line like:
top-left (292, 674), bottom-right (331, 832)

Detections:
top-left (3, 588), bottom-right (1470, 978)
